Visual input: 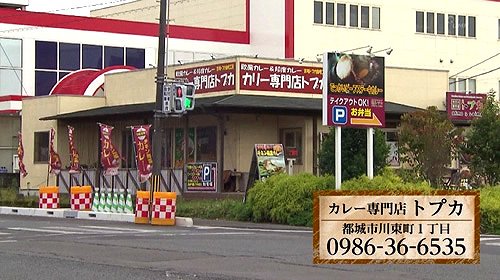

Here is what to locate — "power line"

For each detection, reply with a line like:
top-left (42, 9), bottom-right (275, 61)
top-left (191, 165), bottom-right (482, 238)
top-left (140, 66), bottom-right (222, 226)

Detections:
top-left (449, 51), bottom-right (500, 78)
top-left (449, 65), bottom-right (500, 85)
top-left (46, 0), bottom-right (134, 13)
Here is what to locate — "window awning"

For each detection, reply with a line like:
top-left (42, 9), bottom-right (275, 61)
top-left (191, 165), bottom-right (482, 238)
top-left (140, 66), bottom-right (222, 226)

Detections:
top-left (40, 94), bottom-right (422, 121)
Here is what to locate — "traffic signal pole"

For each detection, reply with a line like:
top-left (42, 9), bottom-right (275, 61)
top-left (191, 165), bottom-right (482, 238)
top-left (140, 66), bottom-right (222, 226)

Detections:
top-left (152, 0), bottom-right (167, 190)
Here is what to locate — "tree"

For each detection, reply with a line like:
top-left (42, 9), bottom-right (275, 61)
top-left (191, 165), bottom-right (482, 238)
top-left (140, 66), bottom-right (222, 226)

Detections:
top-left (462, 93), bottom-right (500, 185)
top-left (397, 106), bottom-right (459, 186)
top-left (318, 127), bottom-right (389, 181)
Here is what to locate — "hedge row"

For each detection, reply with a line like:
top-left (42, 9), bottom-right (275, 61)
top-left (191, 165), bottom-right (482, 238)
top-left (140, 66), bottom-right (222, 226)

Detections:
top-left (244, 169), bottom-right (500, 234)
top-left (245, 169), bottom-right (432, 227)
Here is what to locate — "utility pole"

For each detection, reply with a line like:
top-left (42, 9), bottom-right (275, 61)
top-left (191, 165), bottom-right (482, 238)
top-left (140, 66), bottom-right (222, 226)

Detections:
top-left (152, 0), bottom-right (167, 190)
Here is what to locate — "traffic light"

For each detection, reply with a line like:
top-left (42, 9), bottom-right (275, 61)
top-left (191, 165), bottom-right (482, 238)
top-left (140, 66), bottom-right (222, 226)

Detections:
top-left (172, 84), bottom-right (185, 113)
top-left (184, 83), bottom-right (195, 111)
top-left (162, 83), bottom-right (171, 113)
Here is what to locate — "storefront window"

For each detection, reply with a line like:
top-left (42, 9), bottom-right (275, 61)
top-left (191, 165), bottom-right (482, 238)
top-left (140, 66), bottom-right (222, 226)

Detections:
top-left (34, 131), bottom-right (49, 163)
top-left (196, 126), bottom-right (217, 162)
top-left (281, 128), bottom-right (302, 165)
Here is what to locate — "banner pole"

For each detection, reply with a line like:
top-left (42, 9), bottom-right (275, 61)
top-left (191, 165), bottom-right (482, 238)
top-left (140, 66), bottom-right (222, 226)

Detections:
top-left (335, 126), bottom-right (341, 190)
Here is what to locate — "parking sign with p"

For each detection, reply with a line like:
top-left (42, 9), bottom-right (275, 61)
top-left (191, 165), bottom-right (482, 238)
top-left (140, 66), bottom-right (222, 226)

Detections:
top-left (332, 106), bottom-right (347, 125)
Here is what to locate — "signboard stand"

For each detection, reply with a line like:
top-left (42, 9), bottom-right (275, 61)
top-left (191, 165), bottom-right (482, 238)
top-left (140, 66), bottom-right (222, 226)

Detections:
top-left (335, 126), bottom-right (341, 190)
top-left (367, 127), bottom-right (374, 179)
top-left (322, 52), bottom-right (386, 188)
top-left (244, 150), bottom-right (258, 203)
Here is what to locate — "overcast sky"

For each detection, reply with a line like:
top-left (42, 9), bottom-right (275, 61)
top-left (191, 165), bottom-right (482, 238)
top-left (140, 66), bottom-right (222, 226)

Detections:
top-left (25, 0), bottom-right (135, 16)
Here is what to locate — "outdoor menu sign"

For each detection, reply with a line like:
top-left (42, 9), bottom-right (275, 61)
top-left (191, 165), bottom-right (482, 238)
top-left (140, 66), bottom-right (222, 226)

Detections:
top-left (245, 144), bottom-right (287, 201)
top-left (239, 62), bottom-right (323, 94)
top-left (186, 162), bottom-right (217, 192)
top-left (174, 62), bottom-right (236, 94)
top-left (323, 53), bottom-right (385, 127)
top-left (313, 190), bottom-right (480, 264)
top-left (446, 92), bottom-right (486, 122)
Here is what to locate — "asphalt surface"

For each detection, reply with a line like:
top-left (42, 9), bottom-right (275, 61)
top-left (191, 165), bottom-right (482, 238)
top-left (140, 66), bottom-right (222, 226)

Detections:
top-left (0, 215), bottom-right (499, 280)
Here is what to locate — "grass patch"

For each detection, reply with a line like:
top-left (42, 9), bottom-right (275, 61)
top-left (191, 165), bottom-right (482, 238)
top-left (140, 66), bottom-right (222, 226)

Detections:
top-left (480, 186), bottom-right (500, 235)
top-left (176, 197), bottom-right (252, 222)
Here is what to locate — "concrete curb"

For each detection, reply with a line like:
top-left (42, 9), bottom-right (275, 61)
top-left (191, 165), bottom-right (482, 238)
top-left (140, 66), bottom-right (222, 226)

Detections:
top-left (0, 206), bottom-right (193, 227)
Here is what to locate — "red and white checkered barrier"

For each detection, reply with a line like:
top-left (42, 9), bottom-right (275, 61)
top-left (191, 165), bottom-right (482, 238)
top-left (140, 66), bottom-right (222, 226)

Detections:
top-left (39, 186), bottom-right (59, 209)
top-left (134, 191), bottom-right (150, 224)
top-left (151, 192), bottom-right (176, 226)
top-left (71, 192), bottom-right (92, 210)
top-left (152, 198), bottom-right (176, 220)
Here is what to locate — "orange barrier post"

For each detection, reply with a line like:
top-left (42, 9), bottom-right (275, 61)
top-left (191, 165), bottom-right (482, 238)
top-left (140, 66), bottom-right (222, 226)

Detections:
top-left (39, 186), bottom-right (59, 209)
top-left (70, 186), bottom-right (92, 211)
top-left (151, 192), bottom-right (176, 226)
top-left (134, 191), bottom-right (150, 224)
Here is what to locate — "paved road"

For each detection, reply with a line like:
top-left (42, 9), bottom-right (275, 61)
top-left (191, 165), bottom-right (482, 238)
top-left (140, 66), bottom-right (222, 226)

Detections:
top-left (0, 215), bottom-right (498, 280)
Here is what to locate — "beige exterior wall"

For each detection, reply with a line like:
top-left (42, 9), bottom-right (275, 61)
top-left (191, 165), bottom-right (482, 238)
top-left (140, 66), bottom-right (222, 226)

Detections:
top-left (0, 116), bottom-right (20, 173)
top-left (386, 67), bottom-right (449, 109)
top-left (105, 68), bottom-right (157, 106)
top-left (20, 95), bottom-right (105, 190)
top-left (91, 0), bottom-right (246, 31)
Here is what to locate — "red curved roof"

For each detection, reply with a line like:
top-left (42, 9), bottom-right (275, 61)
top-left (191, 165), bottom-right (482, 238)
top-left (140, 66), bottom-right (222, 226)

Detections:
top-left (50, 66), bottom-right (136, 96)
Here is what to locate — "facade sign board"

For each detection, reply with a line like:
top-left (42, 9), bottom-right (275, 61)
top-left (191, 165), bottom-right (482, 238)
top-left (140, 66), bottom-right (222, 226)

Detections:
top-left (314, 190), bottom-right (480, 264)
top-left (186, 162), bottom-right (217, 192)
top-left (174, 62), bottom-right (236, 94)
top-left (239, 62), bottom-right (323, 94)
top-left (323, 53), bottom-right (385, 127)
top-left (446, 92), bottom-right (486, 122)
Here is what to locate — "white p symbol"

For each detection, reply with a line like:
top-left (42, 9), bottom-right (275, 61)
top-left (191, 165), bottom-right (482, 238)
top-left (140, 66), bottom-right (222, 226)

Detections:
top-left (202, 165), bottom-right (211, 182)
top-left (335, 108), bottom-right (345, 122)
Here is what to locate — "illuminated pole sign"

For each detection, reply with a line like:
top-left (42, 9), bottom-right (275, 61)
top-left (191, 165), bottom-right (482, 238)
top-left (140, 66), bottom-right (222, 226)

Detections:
top-left (322, 53), bottom-right (385, 127)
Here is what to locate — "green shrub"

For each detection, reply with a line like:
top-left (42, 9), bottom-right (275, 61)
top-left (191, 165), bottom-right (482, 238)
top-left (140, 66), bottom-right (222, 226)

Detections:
top-left (480, 186), bottom-right (500, 234)
top-left (176, 198), bottom-right (251, 221)
top-left (246, 173), bottom-right (335, 226)
top-left (341, 168), bottom-right (432, 192)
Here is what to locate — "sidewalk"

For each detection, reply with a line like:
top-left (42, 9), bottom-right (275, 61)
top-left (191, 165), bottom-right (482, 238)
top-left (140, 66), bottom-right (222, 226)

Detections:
top-left (0, 206), bottom-right (193, 227)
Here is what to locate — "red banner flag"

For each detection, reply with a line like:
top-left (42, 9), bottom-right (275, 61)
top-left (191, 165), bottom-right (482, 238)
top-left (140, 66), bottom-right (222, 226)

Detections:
top-left (68, 125), bottom-right (81, 174)
top-left (131, 125), bottom-right (153, 183)
top-left (17, 131), bottom-right (27, 178)
top-left (99, 123), bottom-right (121, 176)
top-left (49, 128), bottom-right (62, 175)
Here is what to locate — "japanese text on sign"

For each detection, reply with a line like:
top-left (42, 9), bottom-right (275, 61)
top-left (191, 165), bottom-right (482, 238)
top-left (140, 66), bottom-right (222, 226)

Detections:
top-left (175, 63), bottom-right (236, 94)
top-left (313, 191), bottom-right (479, 264)
top-left (240, 62), bottom-right (323, 93)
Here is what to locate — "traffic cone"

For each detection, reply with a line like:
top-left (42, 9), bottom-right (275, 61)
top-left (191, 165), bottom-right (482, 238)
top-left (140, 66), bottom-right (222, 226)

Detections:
top-left (118, 190), bottom-right (126, 213)
top-left (98, 190), bottom-right (106, 212)
top-left (92, 192), bottom-right (100, 212)
top-left (124, 192), bottom-right (134, 214)
top-left (105, 191), bottom-right (113, 212)
top-left (111, 190), bottom-right (119, 213)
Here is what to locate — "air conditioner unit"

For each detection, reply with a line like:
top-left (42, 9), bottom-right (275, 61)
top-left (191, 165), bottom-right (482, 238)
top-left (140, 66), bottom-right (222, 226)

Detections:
top-left (12, 154), bottom-right (19, 172)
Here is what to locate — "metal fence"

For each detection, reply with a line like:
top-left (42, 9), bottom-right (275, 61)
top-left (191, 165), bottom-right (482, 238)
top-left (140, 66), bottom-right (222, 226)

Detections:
top-left (57, 168), bottom-right (183, 195)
